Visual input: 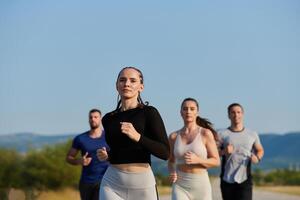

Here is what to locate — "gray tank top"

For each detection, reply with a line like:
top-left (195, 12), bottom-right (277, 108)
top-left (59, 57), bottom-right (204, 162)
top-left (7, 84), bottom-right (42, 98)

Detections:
top-left (174, 128), bottom-right (208, 164)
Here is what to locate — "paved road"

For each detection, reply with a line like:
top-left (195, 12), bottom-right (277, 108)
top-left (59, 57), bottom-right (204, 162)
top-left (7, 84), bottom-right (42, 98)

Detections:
top-left (160, 179), bottom-right (300, 200)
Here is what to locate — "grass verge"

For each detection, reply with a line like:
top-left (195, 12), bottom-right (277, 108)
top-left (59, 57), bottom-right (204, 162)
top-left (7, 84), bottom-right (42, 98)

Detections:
top-left (256, 186), bottom-right (300, 196)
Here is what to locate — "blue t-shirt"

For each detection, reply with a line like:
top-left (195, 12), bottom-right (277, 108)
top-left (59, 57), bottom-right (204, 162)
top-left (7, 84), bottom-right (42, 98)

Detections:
top-left (72, 131), bottom-right (109, 184)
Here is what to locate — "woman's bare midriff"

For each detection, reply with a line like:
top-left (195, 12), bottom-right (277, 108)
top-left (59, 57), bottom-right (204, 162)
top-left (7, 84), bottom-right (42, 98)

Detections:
top-left (177, 164), bottom-right (207, 174)
top-left (112, 163), bottom-right (150, 172)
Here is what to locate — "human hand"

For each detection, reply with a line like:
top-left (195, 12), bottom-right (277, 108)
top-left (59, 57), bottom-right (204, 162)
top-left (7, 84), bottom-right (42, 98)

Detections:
top-left (97, 147), bottom-right (108, 161)
top-left (169, 171), bottom-right (177, 183)
top-left (225, 144), bottom-right (234, 155)
top-left (120, 122), bottom-right (141, 142)
top-left (81, 152), bottom-right (92, 166)
top-left (251, 154), bottom-right (260, 164)
top-left (184, 151), bottom-right (200, 165)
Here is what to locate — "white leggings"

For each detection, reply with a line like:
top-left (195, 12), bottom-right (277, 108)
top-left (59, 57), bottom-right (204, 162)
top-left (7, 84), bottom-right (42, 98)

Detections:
top-left (99, 166), bottom-right (158, 200)
top-left (172, 170), bottom-right (212, 200)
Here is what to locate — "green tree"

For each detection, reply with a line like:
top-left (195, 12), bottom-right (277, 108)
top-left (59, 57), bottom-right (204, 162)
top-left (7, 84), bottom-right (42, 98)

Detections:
top-left (252, 168), bottom-right (265, 185)
top-left (0, 149), bottom-right (23, 200)
top-left (20, 140), bottom-right (81, 199)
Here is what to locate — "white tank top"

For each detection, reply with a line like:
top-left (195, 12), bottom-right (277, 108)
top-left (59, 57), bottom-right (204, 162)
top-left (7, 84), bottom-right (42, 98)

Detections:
top-left (174, 128), bottom-right (208, 164)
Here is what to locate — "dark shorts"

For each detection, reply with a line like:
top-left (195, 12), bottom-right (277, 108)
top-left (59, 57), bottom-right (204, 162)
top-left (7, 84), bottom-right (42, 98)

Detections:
top-left (220, 178), bottom-right (252, 200)
top-left (79, 181), bottom-right (101, 200)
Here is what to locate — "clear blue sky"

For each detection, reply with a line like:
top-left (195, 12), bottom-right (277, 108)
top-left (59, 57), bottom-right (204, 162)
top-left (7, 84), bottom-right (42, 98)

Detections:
top-left (1, 0), bottom-right (299, 135)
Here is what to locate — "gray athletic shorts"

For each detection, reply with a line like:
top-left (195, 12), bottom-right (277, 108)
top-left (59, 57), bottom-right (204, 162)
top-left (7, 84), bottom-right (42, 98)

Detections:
top-left (172, 170), bottom-right (212, 200)
top-left (99, 165), bottom-right (158, 200)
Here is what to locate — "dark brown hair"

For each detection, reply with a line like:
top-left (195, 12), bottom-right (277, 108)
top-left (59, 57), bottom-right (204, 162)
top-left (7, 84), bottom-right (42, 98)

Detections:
top-left (227, 103), bottom-right (244, 115)
top-left (89, 108), bottom-right (101, 116)
top-left (181, 97), bottom-right (218, 141)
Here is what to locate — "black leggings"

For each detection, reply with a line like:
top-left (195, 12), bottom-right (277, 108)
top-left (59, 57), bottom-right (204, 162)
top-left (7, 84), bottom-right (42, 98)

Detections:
top-left (79, 181), bottom-right (100, 200)
top-left (220, 179), bottom-right (252, 200)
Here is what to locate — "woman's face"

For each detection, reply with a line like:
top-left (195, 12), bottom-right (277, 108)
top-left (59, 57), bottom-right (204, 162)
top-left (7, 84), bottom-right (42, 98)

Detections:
top-left (181, 100), bottom-right (198, 123)
top-left (116, 68), bottom-right (144, 100)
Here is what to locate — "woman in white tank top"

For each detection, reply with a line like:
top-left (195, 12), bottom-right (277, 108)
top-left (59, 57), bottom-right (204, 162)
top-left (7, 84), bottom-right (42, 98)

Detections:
top-left (168, 98), bottom-right (220, 200)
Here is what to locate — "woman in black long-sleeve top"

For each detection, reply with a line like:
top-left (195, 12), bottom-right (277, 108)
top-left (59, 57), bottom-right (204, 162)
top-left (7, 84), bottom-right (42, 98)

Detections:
top-left (97, 67), bottom-right (170, 200)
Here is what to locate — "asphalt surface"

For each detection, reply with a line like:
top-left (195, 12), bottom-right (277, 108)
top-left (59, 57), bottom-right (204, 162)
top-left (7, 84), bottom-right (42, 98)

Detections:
top-left (159, 179), bottom-right (300, 200)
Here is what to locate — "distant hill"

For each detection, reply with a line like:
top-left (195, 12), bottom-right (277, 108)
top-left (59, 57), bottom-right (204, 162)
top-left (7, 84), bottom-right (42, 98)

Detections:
top-left (0, 132), bottom-right (75, 153)
top-left (0, 132), bottom-right (299, 174)
top-left (259, 132), bottom-right (300, 170)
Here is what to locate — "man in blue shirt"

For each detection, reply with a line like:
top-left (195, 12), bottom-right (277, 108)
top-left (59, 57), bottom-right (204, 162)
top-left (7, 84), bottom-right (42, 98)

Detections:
top-left (66, 109), bottom-right (109, 200)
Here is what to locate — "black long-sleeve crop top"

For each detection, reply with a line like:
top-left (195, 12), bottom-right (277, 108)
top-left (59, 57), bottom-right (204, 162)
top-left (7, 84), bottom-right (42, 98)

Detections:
top-left (102, 105), bottom-right (170, 165)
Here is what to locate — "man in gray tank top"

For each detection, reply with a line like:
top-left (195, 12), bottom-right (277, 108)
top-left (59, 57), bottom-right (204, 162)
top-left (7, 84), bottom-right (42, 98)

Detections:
top-left (218, 103), bottom-right (264, 200)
